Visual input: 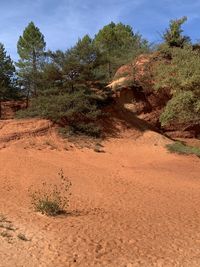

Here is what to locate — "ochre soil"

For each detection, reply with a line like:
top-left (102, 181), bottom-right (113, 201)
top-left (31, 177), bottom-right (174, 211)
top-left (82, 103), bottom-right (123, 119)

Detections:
top-left (0, 119), bottom-right (200, 267)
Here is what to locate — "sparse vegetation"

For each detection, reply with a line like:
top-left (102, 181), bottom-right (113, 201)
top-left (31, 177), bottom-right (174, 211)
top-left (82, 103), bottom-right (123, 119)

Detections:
top-left (29, 170), bottom-right (72, 216)
top-left (0, 214), bottom-right (30, 243)
top-left (17, 233), bottom-right (29, 241)
top-left (44, 139), bottom-right (58, 150)
top-left (1, 231), bottom-right (12, 238)
top-left (166, 142), bottom-right (200, 157)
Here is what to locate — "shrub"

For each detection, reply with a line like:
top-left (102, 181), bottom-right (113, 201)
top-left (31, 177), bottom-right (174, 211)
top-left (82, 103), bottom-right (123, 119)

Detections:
top-left (29, 170), bottom-right (72, 216)
top-left (17, 87), bottom-right (102, 137)
top-left (160, 91), bottom-right (199, 126)
top-left (166, 142), bottom-right (200, 157)
top-left (153, 46), bottom-right (200, 126)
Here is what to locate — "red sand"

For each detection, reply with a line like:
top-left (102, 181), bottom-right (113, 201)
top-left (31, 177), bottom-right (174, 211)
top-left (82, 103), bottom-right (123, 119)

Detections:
top-left (0, 119), bottom-right (200, 267)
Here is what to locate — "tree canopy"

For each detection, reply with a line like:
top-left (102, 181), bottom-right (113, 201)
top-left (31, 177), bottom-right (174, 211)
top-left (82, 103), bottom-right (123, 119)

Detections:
top-left (94, 22), bottom-right (150, 79)
top-left (162, 16), bottom-right (191, 48)
top-left (17, 21), bottom-right (46, 97)
top-left (0, 43), bottom-right (16, 101)
top-left (1, 17), bottom-right (199, 136)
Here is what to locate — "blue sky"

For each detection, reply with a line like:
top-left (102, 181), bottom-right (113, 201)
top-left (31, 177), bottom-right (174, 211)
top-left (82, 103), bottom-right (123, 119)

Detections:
top-left (0, 0), bottom-right (200, 60)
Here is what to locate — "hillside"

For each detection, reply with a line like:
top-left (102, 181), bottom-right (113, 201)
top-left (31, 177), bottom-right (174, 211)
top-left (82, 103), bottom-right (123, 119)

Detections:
top-left (0, 118), bottom-right (200, 267)
top-left (108, 53), bottom-right (200, 139)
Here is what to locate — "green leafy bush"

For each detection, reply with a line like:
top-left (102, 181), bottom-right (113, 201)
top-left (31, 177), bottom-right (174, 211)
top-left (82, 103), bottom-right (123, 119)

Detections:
top-left (160, 91), bottom-right (200, 126)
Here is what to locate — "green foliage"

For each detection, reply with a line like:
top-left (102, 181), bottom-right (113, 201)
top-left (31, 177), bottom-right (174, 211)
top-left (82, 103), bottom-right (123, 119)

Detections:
top-left (0, 43), bottom-right (16, 101)
top-left (160, 91), bottom-right (199, 125)
top-left (94, 22), bottom-right (149, 79)
top-left (153, 46), bottom-right (200, 125)
top-left (17, 87), bottom-right (102, 137)
top-left (16, 22), bottom-right (46, 97)
top-left (17, 22), bottom-right (46, 60)
top-left (154, 46), bottom-right (200, 93)
top-left (11, 18), bottom-right (199, 136)
top-left (16, 33), bottom-right (107, 137)
top-left (47, 35), bottom-right (107, 89)
top-left (71, 122), bottom-right (101, 137)
top-left (29, 170), bottom-right (72, 216)
top-left (163, 16), bottom-right (191, 48)
top-left (166, 142), bottom-right (200, 157)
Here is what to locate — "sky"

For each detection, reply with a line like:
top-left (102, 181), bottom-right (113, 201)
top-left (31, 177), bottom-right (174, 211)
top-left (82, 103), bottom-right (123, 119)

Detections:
top-left (0, 0), bottom-right (200, 60)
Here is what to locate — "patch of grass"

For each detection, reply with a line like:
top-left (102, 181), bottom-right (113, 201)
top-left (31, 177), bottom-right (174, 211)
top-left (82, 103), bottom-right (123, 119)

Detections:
top-left (166, 142), bottom-right (200, 157)
top-left (29, 170), bottom-right (72, 216)
top-left (17, 233), bottom-right (29, 241)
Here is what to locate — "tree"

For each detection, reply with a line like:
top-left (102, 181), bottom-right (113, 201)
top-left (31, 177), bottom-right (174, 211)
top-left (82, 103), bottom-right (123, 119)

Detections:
top-left (0, 43), bottom-right (16, 117)
top-left (163, 17), bottom-right (191, 48)
top-left (65, 35), bottom-right (106, 88)
top-left (47, 35), bottom-right (106, 91)
top-left (16, 22), bottom-right (46, 98)
top-left (17, 35), bottom-right (105, 137)
top-left (94, 22), bottom-right (149, 80)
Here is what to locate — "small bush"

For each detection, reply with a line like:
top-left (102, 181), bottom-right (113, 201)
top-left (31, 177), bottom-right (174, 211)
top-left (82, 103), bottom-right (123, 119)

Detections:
top-left (29, 170), bottom-right (72, 216)
top-left (166, 142), bottom-right (200, 157)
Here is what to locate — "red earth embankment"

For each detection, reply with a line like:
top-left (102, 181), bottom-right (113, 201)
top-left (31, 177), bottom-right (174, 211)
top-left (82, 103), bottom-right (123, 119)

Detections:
top-left (0, 119), bottom-right (200, 266)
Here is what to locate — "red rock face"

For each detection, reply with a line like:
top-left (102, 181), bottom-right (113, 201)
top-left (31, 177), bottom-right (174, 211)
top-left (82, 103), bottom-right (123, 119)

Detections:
top-left (114, 54), bottom-right (151, 80)
top-left (0, 100), bottom-right (26, 119)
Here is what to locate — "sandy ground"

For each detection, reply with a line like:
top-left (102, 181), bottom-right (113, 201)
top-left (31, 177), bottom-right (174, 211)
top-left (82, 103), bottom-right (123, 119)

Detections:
top-left (0, 119), bottom-right (200, 267)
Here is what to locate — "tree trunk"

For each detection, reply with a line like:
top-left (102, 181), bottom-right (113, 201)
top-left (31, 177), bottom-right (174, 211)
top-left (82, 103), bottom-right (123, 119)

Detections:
top-left (32, 49), bottom-right (37, 97)
top-left (26, 82), bottom-right (31, 108)
top-left (108, 62), bottom-right (112, 80)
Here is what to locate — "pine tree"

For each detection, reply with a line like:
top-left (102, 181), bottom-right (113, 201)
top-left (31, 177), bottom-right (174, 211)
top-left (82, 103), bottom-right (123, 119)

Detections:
top-left (48, 35), bottom-right (105, 91)
top-left (16, 22), bottom-right (46, 98)
top-left (64, 35), bottom-right (105, 88)
top-left (17, 35), bottom-right (105, 137)
top-left (0, 43), bottom-right (16, 116)
top-left (94, 22), bottom-right (149, 80)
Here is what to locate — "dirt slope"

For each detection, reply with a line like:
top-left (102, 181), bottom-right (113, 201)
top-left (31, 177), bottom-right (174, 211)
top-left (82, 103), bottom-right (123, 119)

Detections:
top-left (0, 119), bottom-right (200, 267)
